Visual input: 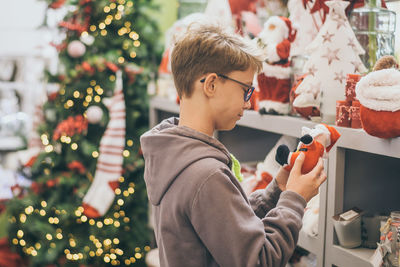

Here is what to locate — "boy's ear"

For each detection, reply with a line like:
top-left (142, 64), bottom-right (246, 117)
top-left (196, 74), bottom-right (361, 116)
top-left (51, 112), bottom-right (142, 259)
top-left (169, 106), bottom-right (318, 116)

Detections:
top-left (203, 73), bottom-right (218, 98)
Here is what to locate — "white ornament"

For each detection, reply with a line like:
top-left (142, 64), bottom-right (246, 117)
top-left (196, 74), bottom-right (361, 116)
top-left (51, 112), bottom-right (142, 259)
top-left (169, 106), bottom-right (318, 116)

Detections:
top-left (67, 40), bottom-right (86, 58)
top-left (80, 34), bottom-right (95, 46)
top-left (86, 106), bottom-right (103, 124)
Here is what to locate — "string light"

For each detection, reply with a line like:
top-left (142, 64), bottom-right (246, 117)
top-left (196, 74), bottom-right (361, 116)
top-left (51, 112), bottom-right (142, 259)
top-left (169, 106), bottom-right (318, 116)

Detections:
top-left (20, 214), bottom-right (27, 223)
top-left (133, 40), bottom-right (140, 47)
top-left (123, 191), bottom-right (129, 197)
top-left (85, 95), bottom-right (92, 102)
top-left (50, 242), bottom-right (56, 248)
top-left (45, 145), bottom-right (54, 153)
top-left (144, 246), bottom-right (150, 252)
top-left (127, 140), bottom-right (133, 146)
top-left (135, 253), bottom-right (142, 259)
top-left (67, 100), bottom-right (74, 107)
top-left (25, 206), bottom-right (34, 215)
top-left (41, 201), bottom-right (47, 207)
top-left (104, 6), bottom-right (111, 13)
top-left (101, 30), bottom-right (108, 36)
top-left (114, 221), bottom-right (120, 227)
top-left (115, 13), bottom-right (122, 20)
top-left (81, 215), bottom-right (87, 222)
top-left (110, 75), bottom-right (116, 81)
top-left (110, 3), bottom-right (116, 9)
top-left (115, 188), bottom-right (121, 195)
top-left (123, 150), bottom-right (130, 157)
top-left (39, 209), bottom-right (46, 216)
top-left (129, 32), bottom-right (139, 40)
top-left (127, 1), bottom-right (133, 7)
top-left (71, 143), bottom-right (78, 150)
top-left (17, 230), bottom-right (24, 238)
top-left (92, 151), bottom-right (99, 158)
top-left (99, 23), bottom-right (106, 29)
top-left (73, 91), bottom-right (80, 98)
top-left (117, 5), bottom-right (124, 11)
top-left (118, 57), bottom-right (125, 64)
top-left (97, 88), bottom-right (104, 95)
top-left (94, 95), bottom-right (101, 102)
top-left (12, 238), bottom-right (18, 245)
top-left (96, 221), bottom-right (103, 228)
top-left (130, 52), bottom-right (137, 58)
top-left (113, 238), bottom-right (120, 244)
top-left (128, 187), bottom-right (134, 194)
top-left (89, 219), bottom-right (95, 225)
top-left (46, 234), bottom-right (53, 240)
top-left (19, 240), bottom-right (26, 246)
top-left (90, 25), bottom-right (97, 31)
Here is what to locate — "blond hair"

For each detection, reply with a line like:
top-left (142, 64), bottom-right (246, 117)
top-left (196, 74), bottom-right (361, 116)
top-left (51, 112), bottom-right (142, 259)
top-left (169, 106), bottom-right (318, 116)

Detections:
top-left (171, 23), bottom-right (263, 98)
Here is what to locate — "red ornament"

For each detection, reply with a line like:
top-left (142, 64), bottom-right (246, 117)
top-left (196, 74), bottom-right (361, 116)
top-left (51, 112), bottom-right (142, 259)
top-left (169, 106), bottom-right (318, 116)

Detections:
top-left (67, 160), bottom-right (86, 174)
top-left (106, 62), bottom-right (119, 73)
top-left (31, 182), bottom-right (42, 194)
top-left (49, 0), bottom-right (66, 9)
top-left (53, 115), bottom-right (88, 140)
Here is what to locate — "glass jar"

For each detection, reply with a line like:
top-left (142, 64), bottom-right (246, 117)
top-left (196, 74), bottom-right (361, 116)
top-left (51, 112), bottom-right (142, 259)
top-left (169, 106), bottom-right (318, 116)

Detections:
top-left (349, 0), bottom-right (396, 70)
top-left (387, 211), bottom-right (400, 267)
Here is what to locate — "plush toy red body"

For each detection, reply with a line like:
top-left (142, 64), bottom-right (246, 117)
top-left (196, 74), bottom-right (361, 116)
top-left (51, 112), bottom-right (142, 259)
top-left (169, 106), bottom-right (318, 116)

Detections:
top-left (275, 124), bottom-right (340, 174)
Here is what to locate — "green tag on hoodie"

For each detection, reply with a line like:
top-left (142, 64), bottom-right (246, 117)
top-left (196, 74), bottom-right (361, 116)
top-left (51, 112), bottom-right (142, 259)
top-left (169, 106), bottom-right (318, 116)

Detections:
top-left (230, 154), bottom-right (243, 182)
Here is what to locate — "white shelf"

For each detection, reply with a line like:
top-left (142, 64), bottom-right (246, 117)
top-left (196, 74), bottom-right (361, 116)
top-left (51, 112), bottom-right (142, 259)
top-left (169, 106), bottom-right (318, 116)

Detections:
top-left (150, 96), bottom-right (400, 159)
top-left (330, 245), bottom-right (375, 267)
top-left (298, 230), bottom-right (319, 255)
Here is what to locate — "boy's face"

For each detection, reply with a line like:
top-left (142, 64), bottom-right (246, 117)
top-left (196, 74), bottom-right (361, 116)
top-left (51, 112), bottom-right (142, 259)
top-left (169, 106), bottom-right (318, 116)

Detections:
top-left (211, 68), bottom-right (255, 131)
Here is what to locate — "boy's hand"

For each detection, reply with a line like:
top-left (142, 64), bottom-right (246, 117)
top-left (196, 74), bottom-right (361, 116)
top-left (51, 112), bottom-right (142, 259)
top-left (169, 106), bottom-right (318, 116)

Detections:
top-left (286, 153), bottom-right (327, 202)
top-left (275, 167), bottom-right (290, 191)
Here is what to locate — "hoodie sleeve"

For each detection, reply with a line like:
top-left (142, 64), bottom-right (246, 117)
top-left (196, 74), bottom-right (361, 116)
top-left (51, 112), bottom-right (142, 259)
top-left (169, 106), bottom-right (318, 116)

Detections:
top-left (190, 169), bottom-right (306, 267)
top-left (248, 179), bottom-right (282, 219)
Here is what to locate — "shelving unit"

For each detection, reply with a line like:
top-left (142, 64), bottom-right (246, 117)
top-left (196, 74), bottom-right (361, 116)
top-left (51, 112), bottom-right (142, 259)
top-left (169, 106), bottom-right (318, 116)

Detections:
top-left (149, 96), bottom-right (400, 267)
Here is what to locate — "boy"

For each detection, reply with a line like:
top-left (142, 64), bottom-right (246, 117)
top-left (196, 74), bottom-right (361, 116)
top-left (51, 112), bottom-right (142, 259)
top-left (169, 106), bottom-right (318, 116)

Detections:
top-left (140, 24), bottom-right (326, 267)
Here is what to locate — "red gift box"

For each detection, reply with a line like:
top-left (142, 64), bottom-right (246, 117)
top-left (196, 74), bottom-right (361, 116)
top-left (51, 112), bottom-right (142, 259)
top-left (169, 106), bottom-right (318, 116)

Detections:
top-left (350, 100), bottom-right (362, 129)
top-left (336, 100), bottom-right (351, 127)
top-left (345, 74), bottom-right (361, 102)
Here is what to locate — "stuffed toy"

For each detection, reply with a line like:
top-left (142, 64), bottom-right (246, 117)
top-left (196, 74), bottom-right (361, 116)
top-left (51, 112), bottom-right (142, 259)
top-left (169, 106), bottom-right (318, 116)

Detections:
top-left (241, 135), bottom-right (297, 196)
top-left (255, 16), bottom-right (297, 115)
top-left (275, 124), bottom-right (340, 174)
top-left (356, 55), bottom-right (400, 138)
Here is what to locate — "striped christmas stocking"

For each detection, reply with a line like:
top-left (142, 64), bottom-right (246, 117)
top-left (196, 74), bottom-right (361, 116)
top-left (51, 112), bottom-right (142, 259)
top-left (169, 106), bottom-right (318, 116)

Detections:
top-left (83, 71), bottom-right (126, 218)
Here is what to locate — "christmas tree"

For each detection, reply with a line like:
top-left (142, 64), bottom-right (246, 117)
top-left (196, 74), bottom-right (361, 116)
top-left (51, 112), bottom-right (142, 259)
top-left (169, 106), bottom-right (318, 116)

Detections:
top-left (5, 0), bottom-right (161, 266)
top-left (293, 0), bottom-right (367, 123)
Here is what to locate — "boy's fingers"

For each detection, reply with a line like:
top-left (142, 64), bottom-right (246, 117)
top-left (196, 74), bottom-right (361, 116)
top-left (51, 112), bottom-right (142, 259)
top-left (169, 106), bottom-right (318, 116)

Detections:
top-left (292, 153), bottom-right (305, 174)
top-left (310, 158), bottom-right (324, 177)
top-left (317, 171), bottom-right (327, 186)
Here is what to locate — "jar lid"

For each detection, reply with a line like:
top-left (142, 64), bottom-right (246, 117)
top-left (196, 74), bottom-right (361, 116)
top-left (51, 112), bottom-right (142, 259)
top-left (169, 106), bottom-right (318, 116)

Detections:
top-left (390, 211), bottom-right (400, 219)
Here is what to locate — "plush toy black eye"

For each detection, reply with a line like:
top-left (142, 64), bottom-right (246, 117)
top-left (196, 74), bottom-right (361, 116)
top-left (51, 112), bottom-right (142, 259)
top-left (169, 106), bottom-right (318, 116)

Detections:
top-left (300, 134), bottom-right (313, 145)
top-left (276, 145), bottom-right (290, 166)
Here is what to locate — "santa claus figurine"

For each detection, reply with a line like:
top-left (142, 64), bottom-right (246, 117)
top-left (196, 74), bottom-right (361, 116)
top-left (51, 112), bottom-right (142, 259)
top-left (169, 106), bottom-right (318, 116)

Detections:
top-left (256, 16), bottom-right (297, 115)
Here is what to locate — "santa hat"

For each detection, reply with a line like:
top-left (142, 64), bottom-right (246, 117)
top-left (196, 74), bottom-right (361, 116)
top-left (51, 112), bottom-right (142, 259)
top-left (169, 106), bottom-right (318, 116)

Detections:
top-left (301, 124), bottom-right (340, 152)
top-left (279, 16), bottom-right (297, 43)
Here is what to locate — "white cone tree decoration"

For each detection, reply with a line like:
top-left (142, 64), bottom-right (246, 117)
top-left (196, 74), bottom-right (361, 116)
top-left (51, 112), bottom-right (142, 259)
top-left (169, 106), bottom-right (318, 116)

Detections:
top-left (293, 0), bottom-right (367, 123)
top-left (83, 70), bottom-right (126, 218)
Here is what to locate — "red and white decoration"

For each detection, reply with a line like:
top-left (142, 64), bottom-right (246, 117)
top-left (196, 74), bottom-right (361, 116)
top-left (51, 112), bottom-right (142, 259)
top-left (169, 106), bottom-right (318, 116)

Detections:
top-left (256, 16), bottom-right (297, 115)
top-left (83, 71), bottom-right (126, 218)
top-left (241, 135), bottom-right (297, 195)
top-left (293, 0), bottom-right (367, 123)
top-left (355, 68), bottom-right (400, 138)
top-left (288, 0), bottom-right (323, 57)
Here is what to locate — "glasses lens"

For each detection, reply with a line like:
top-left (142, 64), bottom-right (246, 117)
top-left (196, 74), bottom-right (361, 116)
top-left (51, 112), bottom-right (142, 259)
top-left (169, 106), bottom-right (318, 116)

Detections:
top-left (245, 87), bottom-right (254, 101)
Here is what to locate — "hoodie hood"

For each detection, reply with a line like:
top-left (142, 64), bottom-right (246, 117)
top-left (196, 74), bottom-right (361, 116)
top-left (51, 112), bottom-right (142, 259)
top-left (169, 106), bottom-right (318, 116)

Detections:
top-left (140, 117), bottom-right (231, 205)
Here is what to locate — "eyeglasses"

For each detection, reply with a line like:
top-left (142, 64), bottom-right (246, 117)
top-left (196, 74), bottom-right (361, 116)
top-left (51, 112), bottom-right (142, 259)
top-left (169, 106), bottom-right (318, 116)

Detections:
top-left (200, 74), bottom-right (255, 102)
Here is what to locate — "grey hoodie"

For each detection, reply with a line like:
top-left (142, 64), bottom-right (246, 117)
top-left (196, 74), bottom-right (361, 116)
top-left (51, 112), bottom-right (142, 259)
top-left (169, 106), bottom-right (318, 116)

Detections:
top-left (140, 117), bottom-right (306, 267)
